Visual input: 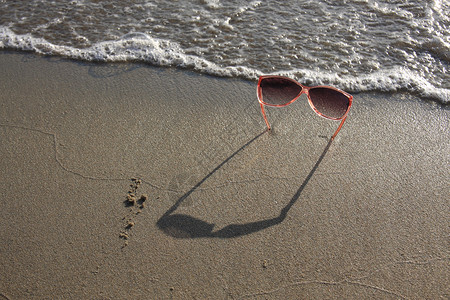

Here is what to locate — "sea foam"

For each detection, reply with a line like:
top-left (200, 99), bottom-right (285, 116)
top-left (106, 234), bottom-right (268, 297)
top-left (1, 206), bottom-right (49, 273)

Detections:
top-left (1, 26), bottom-right (448, 104)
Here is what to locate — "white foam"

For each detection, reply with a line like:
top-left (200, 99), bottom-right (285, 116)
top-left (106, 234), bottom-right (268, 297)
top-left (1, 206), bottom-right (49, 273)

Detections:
top-left (272, 68), bottom-right (449, 104)
top-left (0, 26), bottom-right (259, 78)
top-left (1, 26), bottom-right (448, 104)
top-left (201, 0), bottom-right (221, 9)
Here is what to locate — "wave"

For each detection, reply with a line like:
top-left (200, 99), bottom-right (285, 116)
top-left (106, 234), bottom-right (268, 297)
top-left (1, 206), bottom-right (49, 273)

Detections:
top-left (273, 68), bottom-right (449, 104)
top-left (1, 27), bottom-right (448, 104)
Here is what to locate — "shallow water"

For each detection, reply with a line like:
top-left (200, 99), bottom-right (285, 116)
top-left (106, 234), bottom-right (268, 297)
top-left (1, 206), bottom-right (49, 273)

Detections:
top-left (0, 0), bottom-right (448, 103)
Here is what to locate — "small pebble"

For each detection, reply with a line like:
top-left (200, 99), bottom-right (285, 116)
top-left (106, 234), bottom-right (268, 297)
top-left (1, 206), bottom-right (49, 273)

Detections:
top-left (127, 194), bottom-right (136, 205)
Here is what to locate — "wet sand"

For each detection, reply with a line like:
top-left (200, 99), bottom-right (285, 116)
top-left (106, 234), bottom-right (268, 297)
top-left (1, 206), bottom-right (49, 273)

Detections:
top-left (0, 51), bottom-right (448, 299)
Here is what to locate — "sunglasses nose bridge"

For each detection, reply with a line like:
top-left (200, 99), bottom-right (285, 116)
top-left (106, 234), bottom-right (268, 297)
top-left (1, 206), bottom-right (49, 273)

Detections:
top-left (298, 86), bottom-right (309, 98)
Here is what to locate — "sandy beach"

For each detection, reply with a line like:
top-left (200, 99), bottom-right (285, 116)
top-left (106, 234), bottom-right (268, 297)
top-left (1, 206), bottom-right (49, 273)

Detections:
top-left (0, 51), bottom-right (448, 299)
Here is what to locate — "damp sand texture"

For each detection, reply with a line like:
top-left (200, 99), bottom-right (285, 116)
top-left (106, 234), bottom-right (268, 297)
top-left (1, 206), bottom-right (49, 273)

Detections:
top-left (0, 52), bottom-right (449, 299)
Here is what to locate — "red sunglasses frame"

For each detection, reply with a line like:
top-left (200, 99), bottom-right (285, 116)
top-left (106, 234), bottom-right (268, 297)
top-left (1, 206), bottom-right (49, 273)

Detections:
top-left (257, 75), bottom-right (353, 140)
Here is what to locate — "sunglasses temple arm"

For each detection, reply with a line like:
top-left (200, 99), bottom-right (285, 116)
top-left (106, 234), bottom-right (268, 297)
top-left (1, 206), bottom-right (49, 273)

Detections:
top-left (331, 116), bottom-right (347, 140)
top-left (259, 103), bottom-right (271, 130)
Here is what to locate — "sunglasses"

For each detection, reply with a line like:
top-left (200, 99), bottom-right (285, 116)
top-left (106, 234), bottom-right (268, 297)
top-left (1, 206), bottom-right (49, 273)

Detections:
top-left (257, 75), bottom-right (353, 139)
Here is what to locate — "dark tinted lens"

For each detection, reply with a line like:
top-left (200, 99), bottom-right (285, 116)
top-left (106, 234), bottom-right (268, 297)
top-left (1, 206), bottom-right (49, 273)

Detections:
top-left (260, 77), bottom-right (302, 105)
top-left (309, 87), bottom-right (350, 119)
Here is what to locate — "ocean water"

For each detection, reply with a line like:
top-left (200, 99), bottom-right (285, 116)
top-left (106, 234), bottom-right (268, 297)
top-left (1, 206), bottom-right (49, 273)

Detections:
top-left (0, 0), bottom-right (448, 103)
